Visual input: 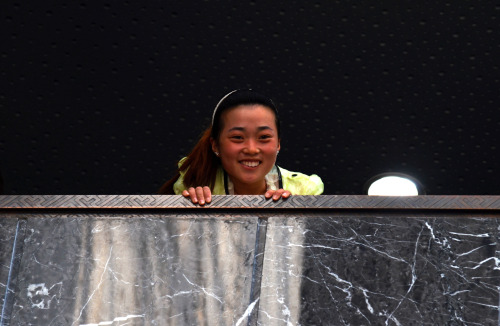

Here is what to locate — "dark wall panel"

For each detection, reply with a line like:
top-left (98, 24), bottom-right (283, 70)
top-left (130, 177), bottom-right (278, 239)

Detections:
top-left (1, 1), bottom-right (499, 195)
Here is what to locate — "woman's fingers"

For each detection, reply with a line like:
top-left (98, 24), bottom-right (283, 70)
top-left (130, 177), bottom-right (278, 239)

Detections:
top-left (202, 186), bottom-right (212, 203)
top-left (195, 186), bottom-right (212, 205)
top-left (183, 186), bottom-right (212, 205)
top-left (187, 187), bottom-right (198, 203)
top-left (265, 189), bottom-right (291, 201)
top-left (186, 187), bottom-right (289, 204)
top-left (281, 190), bottom-right (291, 199)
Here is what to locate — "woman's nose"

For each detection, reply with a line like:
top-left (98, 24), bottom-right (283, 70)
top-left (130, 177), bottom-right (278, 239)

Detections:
top-left (243, 140), bottom-right (260, 154)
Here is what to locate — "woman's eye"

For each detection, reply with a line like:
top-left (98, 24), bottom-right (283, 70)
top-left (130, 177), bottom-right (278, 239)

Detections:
top-left (260, 135), bottom-right (272, 140)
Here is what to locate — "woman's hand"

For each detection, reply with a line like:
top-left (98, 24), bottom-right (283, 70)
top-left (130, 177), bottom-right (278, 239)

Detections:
top-left (182, 186), bottom-right (212, 205)
top-left (182, 187), bottom-right (290, 204)
top-left (265, 189), bottom-right (291, 201)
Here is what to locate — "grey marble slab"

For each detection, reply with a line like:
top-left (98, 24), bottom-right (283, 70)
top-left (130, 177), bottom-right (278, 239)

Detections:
top-left (7, 214), bottom-right (259, 326)
top-left (259, 214), bottom-right (500, 325)
top-left (0, 218), bottom-right (20, 321)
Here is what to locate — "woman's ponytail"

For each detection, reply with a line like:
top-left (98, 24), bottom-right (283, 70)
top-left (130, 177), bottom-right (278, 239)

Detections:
top-left (158, 127), bottom-right (219, 194)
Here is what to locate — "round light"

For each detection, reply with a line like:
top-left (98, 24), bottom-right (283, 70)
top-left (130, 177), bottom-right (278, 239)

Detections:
top-left (364, 173), bottom-right (423, 196)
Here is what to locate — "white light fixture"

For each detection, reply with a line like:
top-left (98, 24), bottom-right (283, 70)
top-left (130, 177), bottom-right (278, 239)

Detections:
top-left (364, 173), bottom-right (424, 196)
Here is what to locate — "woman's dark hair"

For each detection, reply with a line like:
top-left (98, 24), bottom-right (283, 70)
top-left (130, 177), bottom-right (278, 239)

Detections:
top-left (158, 89), bottom-right (280, 194)
top-left (211, 89), bottom-right (280, 140)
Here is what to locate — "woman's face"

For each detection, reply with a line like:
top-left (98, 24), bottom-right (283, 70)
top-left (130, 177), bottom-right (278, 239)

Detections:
top-left (211, 104), bottom-right (281, 195)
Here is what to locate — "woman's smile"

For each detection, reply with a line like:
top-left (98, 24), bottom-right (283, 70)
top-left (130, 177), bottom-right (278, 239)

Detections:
top-left (240, 160), bottom-right (261, 168)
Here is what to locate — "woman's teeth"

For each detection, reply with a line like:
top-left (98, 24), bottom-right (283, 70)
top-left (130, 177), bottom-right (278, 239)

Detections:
top-left (241, 161), bottom-right (260, 167)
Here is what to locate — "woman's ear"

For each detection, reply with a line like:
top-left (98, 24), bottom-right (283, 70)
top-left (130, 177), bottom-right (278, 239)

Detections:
top-left (210, 137), bottom-right (219, 154)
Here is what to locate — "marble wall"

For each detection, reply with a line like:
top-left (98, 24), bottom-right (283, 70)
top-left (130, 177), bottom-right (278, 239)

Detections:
top-left (1, 196), bottom-right (500, 325)
top-left (1, 218), bottom-right (19, 323)
top-left (260, 213), bottom-right (500, 325)
top-left (1, 214), bottom-right (261, 325)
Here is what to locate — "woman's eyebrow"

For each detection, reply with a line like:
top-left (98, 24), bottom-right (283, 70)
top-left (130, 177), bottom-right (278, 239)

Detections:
top-left (227, 126), bottom-right (274, 132)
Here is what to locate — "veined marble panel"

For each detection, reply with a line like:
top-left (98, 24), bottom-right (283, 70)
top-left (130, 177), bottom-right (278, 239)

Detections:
top-left (0, 218), bottom-right (19, 321)
top-left (259, 214), bottom-right (500, 325)
top-left (7, 214), bottom-right (259, 326)
top-left (2, 196), bottom-right (500, 325)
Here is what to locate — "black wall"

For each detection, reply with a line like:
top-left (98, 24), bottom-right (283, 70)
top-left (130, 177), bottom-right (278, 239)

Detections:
top-left (1, 1), bottom-right (499, 195)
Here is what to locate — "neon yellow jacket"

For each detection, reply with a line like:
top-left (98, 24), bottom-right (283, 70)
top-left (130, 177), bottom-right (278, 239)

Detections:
top-left (173, 160), bottom-right (324, 195)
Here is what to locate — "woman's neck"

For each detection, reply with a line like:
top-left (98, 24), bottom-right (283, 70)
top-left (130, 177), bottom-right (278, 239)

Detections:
top-left (233, 180), bottom-right (267, 195)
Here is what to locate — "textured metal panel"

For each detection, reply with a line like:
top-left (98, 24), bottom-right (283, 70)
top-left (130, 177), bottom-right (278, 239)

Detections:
top-left (1, 195), bottom-right (500, 210)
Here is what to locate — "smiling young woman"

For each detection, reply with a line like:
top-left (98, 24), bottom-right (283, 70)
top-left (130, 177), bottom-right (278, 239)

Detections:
top-left (158, 89), bottom-right (324, 205)
top-left (213, 104), bottom-right (280, 195)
